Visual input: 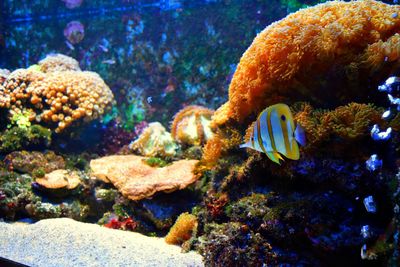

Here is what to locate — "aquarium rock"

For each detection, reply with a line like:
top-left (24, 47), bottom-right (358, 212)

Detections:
top-left (90, 155), bottom-right (198, 201)
top-left (361, 225), bottom-right (370, 239)
top-left (365, 154), bottom-right (382, 172)
top-left (0, 218), bottom-right (204, 267)
top-left (370, 125), bottom-right (392, 141)
top-left (378, 76), bottom-right (400, 93)
top-left (363, 196), bottom-right (377, 213)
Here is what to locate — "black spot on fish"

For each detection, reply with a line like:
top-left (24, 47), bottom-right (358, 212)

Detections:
top-left (281, 115), bottom-right (286, 121)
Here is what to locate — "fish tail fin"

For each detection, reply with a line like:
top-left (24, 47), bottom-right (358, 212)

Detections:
top-left (239, 141), bottom-right (252, 149)
top-left (295, 124), bottom-right (306, 146)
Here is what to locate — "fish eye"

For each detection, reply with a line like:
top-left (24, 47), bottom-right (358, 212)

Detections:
top-left (281, 115), bottom-right (286, 121)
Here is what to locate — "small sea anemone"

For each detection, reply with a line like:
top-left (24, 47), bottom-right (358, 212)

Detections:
top-left (129, 122), bottom-right (178, 157)
top-left (171, 105), bottom-right (214, 146)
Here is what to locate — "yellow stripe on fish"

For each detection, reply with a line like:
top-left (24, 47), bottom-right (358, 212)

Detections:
top-left (240, 103), bottom-right (305, 164)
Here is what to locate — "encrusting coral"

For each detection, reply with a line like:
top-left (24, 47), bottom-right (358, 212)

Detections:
top-left (171, 105), bottom-right (214, 146)
top-left (129, 122), bottom-right (178, 158)
top-left (165, 212), bottom-right (198, 245)
top-left (90, 155), bottom-right (199, 201)
top-left (35, 169), bottom-right (81, 190)
top-left (212, 0), bottom-right (400, 128)
top-left (0, 54), bottom-right (114, 133)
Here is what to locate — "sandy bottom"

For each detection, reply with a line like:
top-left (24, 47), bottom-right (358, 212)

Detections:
top-left (0, 218), bottom-right (204, 267)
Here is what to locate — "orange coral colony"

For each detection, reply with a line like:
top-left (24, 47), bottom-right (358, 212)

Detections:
top-left (165, 212), bottom-right (198, 245)
top-left (171, 105), bottom-right (214, 146)
top-left (0, 54), bottom-right (114, 133)
top-left (212, 0), bottom-right (400, 128)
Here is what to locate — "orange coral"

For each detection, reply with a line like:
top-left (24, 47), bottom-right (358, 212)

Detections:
top-left (294, 102), bottom-right (383, 148)
top-left (171, 105), bottom-right (214, 146)
top-left (202, 134), bottom-right (226, 166)
top-left (165, 212), bottom-right (198, 245)
top-left (0, 55), bottom-right (114, 133)
top-left (212, 0), bottom-right (400, 128)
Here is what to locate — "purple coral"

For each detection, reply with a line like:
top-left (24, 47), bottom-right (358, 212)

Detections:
top-left (63, 21), bottom-right (85, 44)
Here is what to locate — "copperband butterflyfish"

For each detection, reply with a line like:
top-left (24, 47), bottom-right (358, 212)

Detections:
top-left (240, 103), bottom-right (306, 164)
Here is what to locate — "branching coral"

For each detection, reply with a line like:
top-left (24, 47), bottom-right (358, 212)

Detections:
top-left (165, 212), bottom-right (198, 245)
top-left (1, 55), bottom-right (114, 133)
top-left (171, 105), bottom-right (214, 146)
top-left (212, 0), bottom-right (400, 128)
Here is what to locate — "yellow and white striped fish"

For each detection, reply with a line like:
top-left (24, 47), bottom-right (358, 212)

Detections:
top-left (240, 103), bottom-right (306, 164)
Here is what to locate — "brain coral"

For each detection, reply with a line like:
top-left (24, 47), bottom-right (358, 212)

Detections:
top-left (171, 105), bottom-right (214, 146)
top-left (212, 0), bottom-right (400, 127)
top-left (0, 55), bottom-right (114, 133)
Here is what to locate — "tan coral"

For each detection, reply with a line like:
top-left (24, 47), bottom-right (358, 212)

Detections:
top-left (38, 54), bottom-right (81, 73)
top-left (90, 155), bottom-right (199, 201)
top-left (171, 105), bottom-right (214, 146)
top-left (0, 56), bottom-right (114, 133)
top-left (212, 0), bottom-right (400, 128)
top-left (35, 169), bottom-right (81, 190)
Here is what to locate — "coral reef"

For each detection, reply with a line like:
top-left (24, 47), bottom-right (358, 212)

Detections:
top-left (293, 102), bottom-right (383, 149)
top-left (90, 155), bottom-right (199, 200)
top-left (212, 0), bottom-right (400, 128)
top-left (0, 54), bottom-right (114, 133)
top-left (4, 151), bottom-right (65, 174)
top-left (0, 124), bottom-right (51, 153)
top-left (199, 222), bottom-right (278, 266)
top-left (129, 122), bottom-right (178, 158)
top-left (165, 212), bottom-right (198, 245)
top-left (171, 105), bottom-right (214, 146)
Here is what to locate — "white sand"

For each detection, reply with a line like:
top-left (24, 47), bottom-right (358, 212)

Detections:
top-left (0, 218), bottom-right (204, 267)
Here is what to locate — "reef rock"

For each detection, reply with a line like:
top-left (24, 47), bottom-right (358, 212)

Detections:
top-left (35, 169), bottom-right (81, 190)
top-left (4, 150), bottom-right (65, 174)
top-left (129, 122), bottom-right (178, 158)
top-left (90, 155), bottom-right (198, 200)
